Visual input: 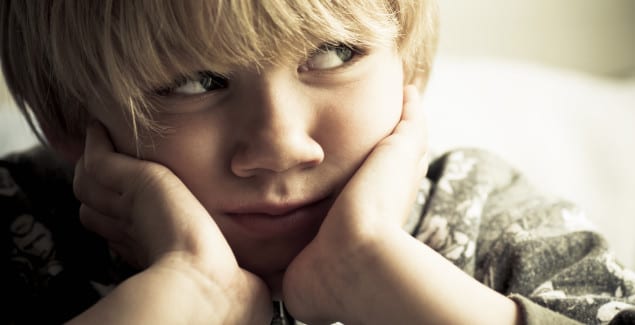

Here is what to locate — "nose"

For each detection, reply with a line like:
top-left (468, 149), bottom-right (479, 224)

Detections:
top-left (230, 74), bottom-right (324, 177)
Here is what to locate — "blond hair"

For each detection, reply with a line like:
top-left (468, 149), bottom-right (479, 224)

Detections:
top-left (0, 0), bottom-right (438, 143)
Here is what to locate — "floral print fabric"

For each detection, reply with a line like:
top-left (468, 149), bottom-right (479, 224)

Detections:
top-left (404, 149), bottom-right (635, 324)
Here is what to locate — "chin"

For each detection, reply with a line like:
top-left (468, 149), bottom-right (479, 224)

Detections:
top-left (234, 235), bottom-right (312, 297)
top-left (262, 271), bottom-right (285, 299)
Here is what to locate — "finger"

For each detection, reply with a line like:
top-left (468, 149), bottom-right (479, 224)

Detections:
top-left (418, 152), bottom-right (431, 183)
top-left (393, 85), bottom-right (429, 160)
top-left (368, 85), bottom-right (428, 180)
top-left (79, 204), bottom-right (126, 243)
top-left (403, 85), bottom-right (430, 181)
top-left (82, 120), bottom-right (150, 194)
top-left (401, 85), bottom-right (426, 122)
top-left (74, 156), bottom-right (127, 219)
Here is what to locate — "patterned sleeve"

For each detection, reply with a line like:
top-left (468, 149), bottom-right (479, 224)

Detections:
top-left (410, 149), bottom-right (635, 325)
top-left (1, 147), bottom-right (123, 324)
top-left (2, 157), bottom-right (59, 323)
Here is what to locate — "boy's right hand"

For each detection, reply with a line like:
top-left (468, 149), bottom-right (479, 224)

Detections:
top-left (73, 121), bottom-right (272, 324)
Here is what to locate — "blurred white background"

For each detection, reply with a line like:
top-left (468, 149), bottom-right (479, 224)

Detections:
top-left (1, 1), bottom-right (634, 268)
top-left (437, 0), bottom-right (635, 77)
top-left (426, 0), bottom-right (635, 268)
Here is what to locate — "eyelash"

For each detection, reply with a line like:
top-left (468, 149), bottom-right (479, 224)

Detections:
top-left (313, 43), bottom-right (362, 62)
top-left (155, 71), bottom-right (229, 96)
top-left (299, 43), bottom-right (364, 72)
top-left (154, 43), bottom-right (365, 96)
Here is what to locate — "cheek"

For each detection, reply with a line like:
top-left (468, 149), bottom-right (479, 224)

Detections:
top-left (319, 75), bottom-right (404, 161)
top-left (360, 82), bottom-right (403, 132)
top-left (143, 121), bottom-right (226, 180)
top-left (105, 115), bottom-right (228, 199)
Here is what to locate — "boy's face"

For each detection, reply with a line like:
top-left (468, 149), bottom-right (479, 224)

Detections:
top-left (91, 44), bottom-right (406, 287)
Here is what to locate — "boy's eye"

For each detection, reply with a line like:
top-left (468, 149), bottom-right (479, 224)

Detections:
top-left (300, 44), bottom-right (358, 71)
top-left (156, 71), bottom-right (229, 96)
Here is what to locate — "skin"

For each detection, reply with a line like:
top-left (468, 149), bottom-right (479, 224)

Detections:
top-left (87, 44), bottom-right (405, 289)
top-left (67, 42), bottom-right (520, 324)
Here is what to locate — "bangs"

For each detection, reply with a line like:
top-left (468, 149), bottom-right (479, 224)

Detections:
top-left (4, 0), bottom-right (436, 142)
top-left (50, 0), bottom-right (399, 120)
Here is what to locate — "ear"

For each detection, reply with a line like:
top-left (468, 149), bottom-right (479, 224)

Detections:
top-left (40, 122), bottom-right (84, 164)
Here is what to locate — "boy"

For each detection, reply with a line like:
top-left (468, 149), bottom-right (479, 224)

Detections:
top-left (1, 1), bottom-right (634, 324)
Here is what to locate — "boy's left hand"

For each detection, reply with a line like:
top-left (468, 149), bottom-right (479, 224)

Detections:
top-left (282, 85), bottom-right (429, 324)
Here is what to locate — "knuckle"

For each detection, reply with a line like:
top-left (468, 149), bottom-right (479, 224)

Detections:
top-left (143, 162), bottom-right (170, 178)
top-left (137, 163), bottom-right (173, 187)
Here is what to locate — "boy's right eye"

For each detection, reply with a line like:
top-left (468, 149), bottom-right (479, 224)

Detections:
top-left (156, 71), bottom-right (229, 96)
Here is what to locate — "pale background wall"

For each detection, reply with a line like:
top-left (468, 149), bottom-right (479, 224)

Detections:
top-left (437, 0), bottom-right (635, 77)
top-left (427, 0), bottom-right (635, 268)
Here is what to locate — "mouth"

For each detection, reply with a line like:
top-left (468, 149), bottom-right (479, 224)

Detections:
top-left (223, 196), bottom-right (333, 239)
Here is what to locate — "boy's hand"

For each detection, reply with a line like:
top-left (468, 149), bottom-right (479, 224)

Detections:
top-left (282, 85), bottom-right (429, 324)
top-left (73, 122), bottom-right (272, 323)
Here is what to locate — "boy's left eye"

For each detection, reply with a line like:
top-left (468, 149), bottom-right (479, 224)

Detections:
top-left (300, 44), bottom-right (359, 71)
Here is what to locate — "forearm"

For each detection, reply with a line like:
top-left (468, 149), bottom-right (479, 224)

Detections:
top-left (67, 254), bottom-right (273, 325)
top-left (67, 264), bottom-right (232, 325)
top-left (337, 225), bottom-right (520, 325)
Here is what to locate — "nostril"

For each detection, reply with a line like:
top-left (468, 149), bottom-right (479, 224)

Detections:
top-left (230, 133), bottom-right (324, 177)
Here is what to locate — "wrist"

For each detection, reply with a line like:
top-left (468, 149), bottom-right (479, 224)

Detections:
top-left (335, 226), bottom-right (410, 324)
top-left (146, 260), bottom-right (235, 323)
top-left (307, 222), bottom-right (405, 323)
top-left (343, 228), bottom-right (520, 325)
top-left (69, 264), bottom-right (232, 325)
top-left (151, 254), bottom-right (272, 324)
